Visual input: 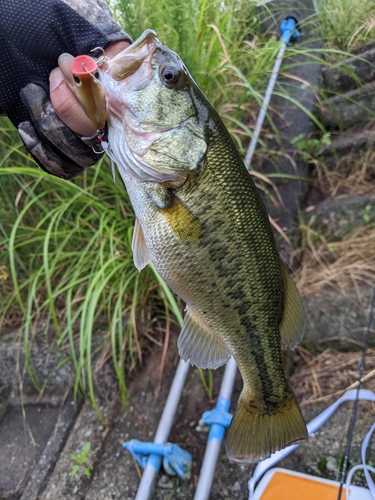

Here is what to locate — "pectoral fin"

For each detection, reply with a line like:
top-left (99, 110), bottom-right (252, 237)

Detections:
top-left (132, 219), bottom-right (151, 271)
top-left (161, 196), bottom-right (202, 242)
top-left (178, 307), bottom-right (230, 369)
top-left (279, 264), bottom-right (305, 349)
top-left (143, 182), bottom-right (202, 242)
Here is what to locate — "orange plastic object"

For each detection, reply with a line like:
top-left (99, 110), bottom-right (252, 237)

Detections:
top-left (71, 55), bottom-right (98, 75)
top-left (260, 471), bottom-right (346, 500)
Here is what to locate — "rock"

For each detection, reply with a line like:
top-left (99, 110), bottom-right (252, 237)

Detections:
top-left (304, 194), bottom-right (375, 240)
top-left (320, 128), bottom-right (375, 169)
top-left (322, 44), bottom-right (375, 93)
top-left (319, 81), bottom-right (375, 128)
top-left (303, 286), bottom-right (375, 346)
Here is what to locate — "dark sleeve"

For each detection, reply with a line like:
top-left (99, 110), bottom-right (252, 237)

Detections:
top-left (0, 0), bottom-right (131, 127)
top-left (0, 0), bottom-right (131, 179)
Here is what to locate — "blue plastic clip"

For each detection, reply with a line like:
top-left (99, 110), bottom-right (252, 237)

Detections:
top-left (123, 440), bottom-right (192, 480)
top-left (280, 17), bottom-right (300, 45)
top-left (201, 396), bottom-right (233, 442)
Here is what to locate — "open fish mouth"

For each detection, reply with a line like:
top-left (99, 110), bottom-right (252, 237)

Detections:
top-left (105, 29), bottom-right (159, 81)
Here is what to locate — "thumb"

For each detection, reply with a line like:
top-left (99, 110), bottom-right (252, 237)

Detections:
top-left (49, 65), bottom-right (96, 137)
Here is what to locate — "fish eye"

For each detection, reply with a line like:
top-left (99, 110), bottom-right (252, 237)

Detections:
top-left (161, 65), bottom-right (179, 86)
top-left (93, 71), bottom-right (100, 80)
top-left (73, 75), bottom-right (82, 86)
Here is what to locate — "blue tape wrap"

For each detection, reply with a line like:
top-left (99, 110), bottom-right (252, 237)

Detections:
top-left (123, 440), bottom-right (191, 479)
top-left (149, 453), bottom-right (162, 471)
top-left (280, 17), bottom-right (300, 44)
top-left (203, 396), bottom-right (233, 442)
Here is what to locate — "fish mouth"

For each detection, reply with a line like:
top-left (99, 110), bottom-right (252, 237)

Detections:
top-left (106, 29), bottom-right (159, 81)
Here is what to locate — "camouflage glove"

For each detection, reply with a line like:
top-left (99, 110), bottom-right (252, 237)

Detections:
top-left (0, 0), bottom-right (131, 179)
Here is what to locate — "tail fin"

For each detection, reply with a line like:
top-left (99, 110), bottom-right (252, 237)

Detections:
top-left (226, 389), bottom-right (307, 463)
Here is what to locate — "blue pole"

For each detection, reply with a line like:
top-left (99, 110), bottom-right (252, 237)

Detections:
top-left (134, 359), bottom-right (190, 500)
top-left (194, 357), bottom-right (237, 500)
top-left (244, 17), bottom-right (300, 168)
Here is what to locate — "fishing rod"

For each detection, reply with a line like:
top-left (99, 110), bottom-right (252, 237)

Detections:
top-left (337, 285), bottom-right (375, 500)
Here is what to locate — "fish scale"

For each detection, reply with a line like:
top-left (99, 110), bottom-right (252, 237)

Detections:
top-left (122, 120), bottom-right (291, 411)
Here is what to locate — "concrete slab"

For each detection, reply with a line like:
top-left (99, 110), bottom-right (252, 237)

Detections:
top-left (39, 370), bottom-right (119, 500)
top-left (20, 394), bottom-right (82, 500)
top-left (0, 328), bottom-right (74, 404)
top-left (0, 404), bottom-right (59, 499)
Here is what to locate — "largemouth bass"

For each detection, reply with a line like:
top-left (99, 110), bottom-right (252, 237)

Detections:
top-left (70, 30), bottom-right (307, 462)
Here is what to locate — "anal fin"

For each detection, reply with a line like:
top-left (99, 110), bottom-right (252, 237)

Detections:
top-left (279, 264), bottom-right (305, 349)
top-left (178, 307), bottom-right (230, 369)
top-left (132, 219), bottom-right (151, 272)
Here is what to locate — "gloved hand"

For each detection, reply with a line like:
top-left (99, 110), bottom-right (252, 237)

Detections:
top-left (0, 0), bottom-right (131, 179)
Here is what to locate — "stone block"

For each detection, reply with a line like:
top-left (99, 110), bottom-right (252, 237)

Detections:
top-left (0, 328), bottom-right (74, 402)
top-left (320, 129), bottom-right (375, 168)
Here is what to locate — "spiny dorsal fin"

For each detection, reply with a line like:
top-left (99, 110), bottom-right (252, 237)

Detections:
top-left (132, 219), bottom-right (151, 272)
top-left (178, 307), bottom-right (230, 369)
top-left (279, 264), bottom-right (305, 349)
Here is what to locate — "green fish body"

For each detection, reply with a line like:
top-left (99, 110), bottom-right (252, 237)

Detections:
top-left (95, 30), bottom-right (307, 462)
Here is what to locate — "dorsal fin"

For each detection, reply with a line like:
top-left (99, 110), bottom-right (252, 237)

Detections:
top-left (132, 219), bottom-right (151, 272)
top-left (178, 307), bottom-right (230, 369)
top-left (279, 264), bottom-right (305, 349)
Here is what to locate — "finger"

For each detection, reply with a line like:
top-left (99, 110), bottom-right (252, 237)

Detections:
top-left (50, 66), bottom-right (97, 137)
top-left (21, 83), bottom-right (99, 167)
top-left (18, 121), bottom-right (85, 179)
top-left (105, 40), bottom-right (131, 58)
top-left (52, 41), bottom-right (130, 136)
top-left (57, 53), bottom-right (76, 92)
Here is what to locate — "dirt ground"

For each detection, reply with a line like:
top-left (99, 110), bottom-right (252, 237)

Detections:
top-left (0, 295), bottom-right (374, 499)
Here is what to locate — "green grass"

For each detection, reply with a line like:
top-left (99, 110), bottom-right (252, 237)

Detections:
top-left (317, 0), bottom-right (375, 52)
top-left (0, 137), bottom-right (181, 407)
